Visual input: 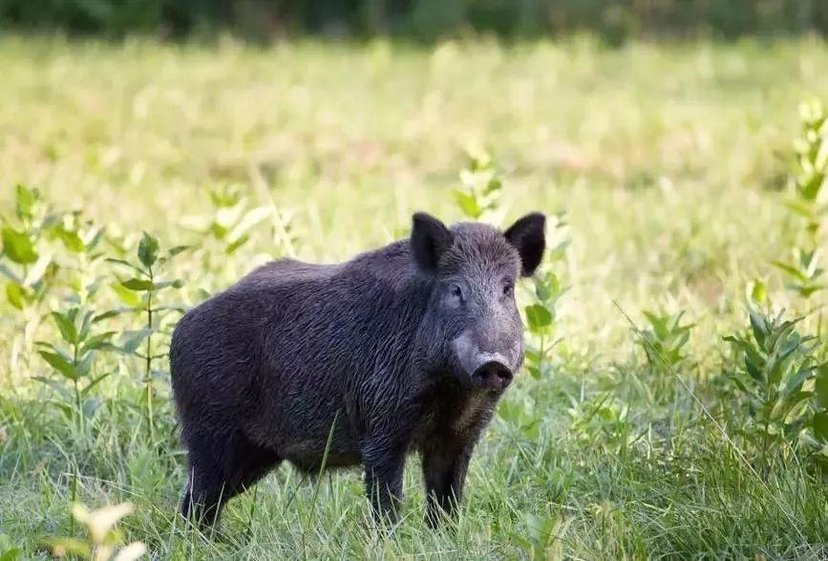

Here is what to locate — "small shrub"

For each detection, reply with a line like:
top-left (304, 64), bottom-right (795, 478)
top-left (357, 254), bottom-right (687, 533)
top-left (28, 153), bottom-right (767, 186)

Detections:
top-left (106, 232), bottom-right (188, 442)
top-left (35, 300), bottom-right (116, 432)
top-left (723, 305), bottom-right (821, 471)
top-left (452, 150), bottom-right (504, 224)
top-left (774, 99), bottom-right (828, 300)
top-left (512, 511), bottom-right (571, 561)
top-left (636, 310), bottom-right (694, 372)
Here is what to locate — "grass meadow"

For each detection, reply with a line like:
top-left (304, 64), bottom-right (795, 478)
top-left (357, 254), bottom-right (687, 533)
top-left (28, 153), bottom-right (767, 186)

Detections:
top-left (1, 35), bottom-right (828, 559)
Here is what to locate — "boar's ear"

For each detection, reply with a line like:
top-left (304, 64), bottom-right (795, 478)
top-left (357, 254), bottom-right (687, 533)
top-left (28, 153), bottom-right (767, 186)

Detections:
top-left (504, 212), bottom-right (546, 277)
top-left (411, 212), bottom-right (453, 273)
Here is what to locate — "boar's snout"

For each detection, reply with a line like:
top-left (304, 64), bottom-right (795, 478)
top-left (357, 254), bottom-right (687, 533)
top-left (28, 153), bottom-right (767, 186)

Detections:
top-left (452, 331), bottom-right (520, 390)
top-left (471, 356), bottom-right (513, 390)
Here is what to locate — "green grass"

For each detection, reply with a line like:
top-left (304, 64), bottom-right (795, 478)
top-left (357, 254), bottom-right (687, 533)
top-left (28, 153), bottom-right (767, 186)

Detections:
top-left (2, 34), bottom-right (828, 559)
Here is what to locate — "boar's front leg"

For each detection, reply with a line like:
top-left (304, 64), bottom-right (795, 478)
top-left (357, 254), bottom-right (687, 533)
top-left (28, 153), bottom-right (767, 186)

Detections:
top-left (421, 438), bottom-right (476, 527)
top-left (361, 438), bottom-right (407, 526)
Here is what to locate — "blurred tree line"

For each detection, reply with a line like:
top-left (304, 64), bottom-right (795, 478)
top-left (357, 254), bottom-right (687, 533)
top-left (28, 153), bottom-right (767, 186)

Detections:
top-left (1, 0), bottom-right (826, 43)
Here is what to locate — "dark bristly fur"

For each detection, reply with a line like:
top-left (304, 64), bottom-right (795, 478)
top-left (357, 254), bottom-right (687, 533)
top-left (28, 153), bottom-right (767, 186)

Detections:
top-left (170, 211), bottom-right (546, 529)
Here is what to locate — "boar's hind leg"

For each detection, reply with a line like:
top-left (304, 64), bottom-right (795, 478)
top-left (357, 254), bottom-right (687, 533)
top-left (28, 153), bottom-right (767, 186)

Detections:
top-left (421, 441), bottom-right (474, 527)
top-left (181, 432), bottom-right (280, 528)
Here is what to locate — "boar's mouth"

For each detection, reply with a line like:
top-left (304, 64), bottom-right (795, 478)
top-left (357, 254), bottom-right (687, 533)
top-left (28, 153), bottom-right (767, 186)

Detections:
top-left (471, 360), bottom-right (513, 390)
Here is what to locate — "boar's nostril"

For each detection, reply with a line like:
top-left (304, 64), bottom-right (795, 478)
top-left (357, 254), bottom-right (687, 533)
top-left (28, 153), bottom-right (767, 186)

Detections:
top-left (471, 361), bottom-right (513, 389)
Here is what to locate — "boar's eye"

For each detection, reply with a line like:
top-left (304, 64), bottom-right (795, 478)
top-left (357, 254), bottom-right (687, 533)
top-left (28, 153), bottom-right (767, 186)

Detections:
top-left (502, 282), bottom-right (514, 297)
top-left (450, 284), bottom-right (464, 302)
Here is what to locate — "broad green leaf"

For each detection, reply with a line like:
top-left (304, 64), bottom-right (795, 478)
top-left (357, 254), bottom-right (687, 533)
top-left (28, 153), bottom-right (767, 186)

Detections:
top-left (729, 374), bottom-right (751, 393)
top-left (51, 311), bottom-right (78, 345)
top-left (782, 198), bottom-right (814, 219)
top-left (1, 228), bottom-right (38, 264)
top-left (14, 184), bottom-right (37, 220)
top-left (748, 308), bottom-right (768, 349)
top-left (121, 329), bottom-right (154, 354)
top-left (452, 190), bottom-right (481, 219)
top-left (5, 282), bottom-right (26, 310)
top-left (771, 261), bottom-right (809, 283)
top-left (782, 365), bottom-right (813, 397)
top-left (38, 350), bottom-right (80, 381)
top-left (77, 310), bottom-right (94, 342)
top-left (525, 304), bottom-right (552, 331)
top-left (744, 352), bottom-right (764, 382)
top-left (93, 308), bottom-right (134, 322)
top-left (112, 282), bottom-right (143, 306)
top-left (80, 332), bottom-right (116, 354)
top-left (53, 225), bottom-right (85, 253)
top-left (121, 278), bottom-right (155, 291)
top-left (770, 390), bottom-right (811, 422)
top-left (34, 340), bottom-right (59, 354)
top-left (137, 232), bottom-right (159, 268)
top-left (76, 351), bottom-right (95, 377)
top-left (750, 280), bottom-right (767, 304)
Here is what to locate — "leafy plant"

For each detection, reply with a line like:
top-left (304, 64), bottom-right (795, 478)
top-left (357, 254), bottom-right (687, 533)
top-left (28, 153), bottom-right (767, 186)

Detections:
top-left (511, 511), bottom-right (571, 561)
top-left (0, 185), bottom-right (105, 307)
top-left (566, 393), bottom-right (635, 457)
top-left (106, 232), bottom-right (187, 442)
top-left (524, 271), bottom-right (566, 381)
top-left (1, 185), bottom-right (109, 380)
top-left (774, 99), bottom-right (828, 299)
top-left (497, 394), bottom-right (541, 440)
top-left (723, 305), bottom-right (821, 471)
top-left (786, 99), bottom-right (827, 241)
top-left (43, 502), bottom-right (146, 561)
top-left (452, 150), bottom-right (504, 223)
top-left (772, 248), bottom-right (825, 298)
top-left (181, 185), bottom-right (275, 255)
top-left (523, 212), bottom-right (570, 382)
top-left (637, 310), bottom-right (694, 371)
top-left (35, 299), bottom-right (115, 431)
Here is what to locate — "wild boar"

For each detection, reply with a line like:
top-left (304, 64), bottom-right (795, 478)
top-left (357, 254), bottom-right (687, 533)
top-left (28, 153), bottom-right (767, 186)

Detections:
top-left (170, 211), bottom-right (545, 528)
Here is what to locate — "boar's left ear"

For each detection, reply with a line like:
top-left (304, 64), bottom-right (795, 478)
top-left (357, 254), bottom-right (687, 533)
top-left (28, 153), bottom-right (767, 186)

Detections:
top-left (504, 212), bottom-right (546, 277)
top-left (411, 212), bottom-right (453, 273)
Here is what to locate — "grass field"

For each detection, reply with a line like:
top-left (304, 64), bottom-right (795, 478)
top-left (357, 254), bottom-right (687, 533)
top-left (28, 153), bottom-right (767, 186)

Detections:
top-left (1, 35), bottom-right (828, 559)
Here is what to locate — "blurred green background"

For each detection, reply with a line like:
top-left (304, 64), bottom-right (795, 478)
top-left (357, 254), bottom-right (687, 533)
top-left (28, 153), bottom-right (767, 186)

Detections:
top-left (2, 0), bottom-right (827, 43)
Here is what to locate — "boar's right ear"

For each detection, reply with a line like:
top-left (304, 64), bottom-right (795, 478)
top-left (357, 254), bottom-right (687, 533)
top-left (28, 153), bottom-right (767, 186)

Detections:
top-left (504, 212), bottom-right (546, 277)
top-left (411, 212), bottom-right (453, 273)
